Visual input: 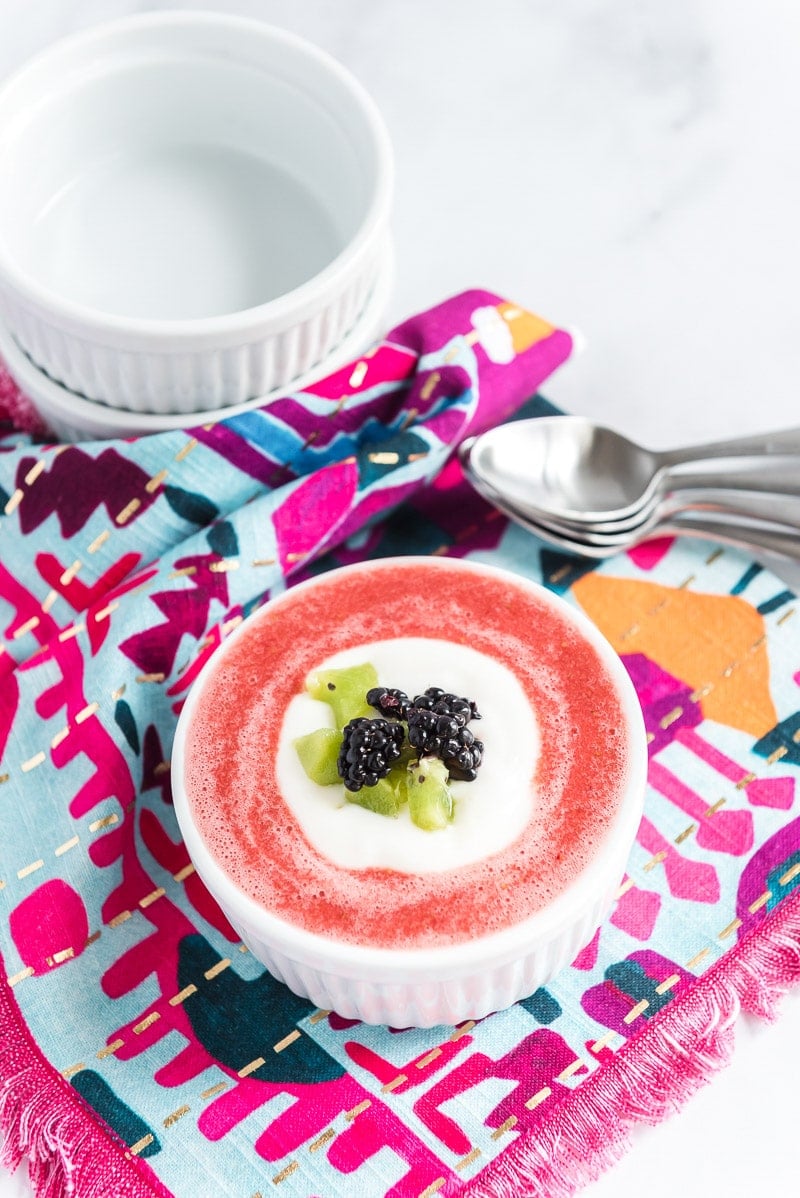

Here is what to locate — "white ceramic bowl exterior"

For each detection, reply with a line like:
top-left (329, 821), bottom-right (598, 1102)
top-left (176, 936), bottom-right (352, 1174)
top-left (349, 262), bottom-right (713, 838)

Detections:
top-left (0, 242), bottom-right (392, 441)
top-left (207, 859), bottom-right (626, 1028)
top-left (0, 13), bottom-right (393, 414)
top-left (171, 559), bottom-right (649, 1028)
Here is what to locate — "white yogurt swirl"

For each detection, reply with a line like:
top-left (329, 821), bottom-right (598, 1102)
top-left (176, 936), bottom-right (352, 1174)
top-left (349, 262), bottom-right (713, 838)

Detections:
top-left (275, 637), bottom-right (539, 874)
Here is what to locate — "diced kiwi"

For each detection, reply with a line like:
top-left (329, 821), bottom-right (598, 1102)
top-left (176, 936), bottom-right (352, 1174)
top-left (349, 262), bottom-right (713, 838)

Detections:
top-left (347, 771), bottom-right (407, 817)
top-left (294, 727), bottom-right (342, 786)
top-left (394, 735), bottom-right (417, 773)
top-left (305, 662), bottom-right (378, 727)
top-left (407, 757), bottom-right (453, 831)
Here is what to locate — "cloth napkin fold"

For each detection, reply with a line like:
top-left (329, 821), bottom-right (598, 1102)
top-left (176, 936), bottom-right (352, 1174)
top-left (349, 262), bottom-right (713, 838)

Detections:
top-left (1, 290), bottom-right (799, 1198)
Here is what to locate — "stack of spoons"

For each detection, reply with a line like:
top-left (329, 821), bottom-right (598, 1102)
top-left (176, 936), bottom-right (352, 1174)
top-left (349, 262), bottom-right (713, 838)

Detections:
top-left (460, 417), bottom-right (800, 563)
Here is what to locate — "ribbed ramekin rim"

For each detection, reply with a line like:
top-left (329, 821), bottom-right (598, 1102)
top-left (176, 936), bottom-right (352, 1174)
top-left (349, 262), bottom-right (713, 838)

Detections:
top-left (0, 238), bottom-right (394, 431)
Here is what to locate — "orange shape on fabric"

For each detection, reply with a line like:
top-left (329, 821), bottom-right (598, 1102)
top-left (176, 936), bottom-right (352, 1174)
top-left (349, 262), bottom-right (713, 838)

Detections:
top-left (572, 573), bottom-right (777, 738)
top-left (496, 303), bottom-right (554, 353)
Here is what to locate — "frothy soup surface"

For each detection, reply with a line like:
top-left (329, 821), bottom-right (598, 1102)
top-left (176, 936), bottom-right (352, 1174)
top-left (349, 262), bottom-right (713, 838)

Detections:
top-left (184, 560), bottom-right (631, 949)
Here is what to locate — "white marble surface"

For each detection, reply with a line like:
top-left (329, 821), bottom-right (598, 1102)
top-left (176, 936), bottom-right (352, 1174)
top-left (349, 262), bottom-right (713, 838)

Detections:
top-left (2, 1), bottom-right (800, 1195)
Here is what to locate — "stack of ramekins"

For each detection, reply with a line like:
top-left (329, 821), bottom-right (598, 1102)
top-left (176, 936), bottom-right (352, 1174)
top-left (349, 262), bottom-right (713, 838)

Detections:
top-left (0, 12), bottom-right (393, 439)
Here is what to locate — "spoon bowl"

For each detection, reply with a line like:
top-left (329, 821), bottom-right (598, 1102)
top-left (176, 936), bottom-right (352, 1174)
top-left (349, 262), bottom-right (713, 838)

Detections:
top-left (462, 417), bottom-right (662, 524)
top-left (461, 416), bottom-right (800, 525)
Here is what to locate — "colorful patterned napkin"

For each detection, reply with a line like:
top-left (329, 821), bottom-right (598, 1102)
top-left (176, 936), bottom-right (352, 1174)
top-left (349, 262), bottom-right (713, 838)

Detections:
top-left (1, 291), bottom-right (799, 1198)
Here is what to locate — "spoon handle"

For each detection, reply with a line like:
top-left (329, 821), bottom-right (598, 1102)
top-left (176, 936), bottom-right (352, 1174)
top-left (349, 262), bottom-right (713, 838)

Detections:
top-left (666, 490), bottom-right (800, 525)
top-left (658, 515), bottom-right (800, 562)
top-left (659, 428), bottom-right (800, 468)
top-left (664, 457), bottom-right (800, 494)
top-left (578, 489), bottom-right (800, 537)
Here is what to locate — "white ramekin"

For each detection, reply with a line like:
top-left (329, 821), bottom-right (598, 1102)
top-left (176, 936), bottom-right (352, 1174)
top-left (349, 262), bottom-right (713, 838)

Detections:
top-left (0, 242), bottom-right (392, 441)
top-left (0, 13), bottom-right (393, 415)
top-left (171, 558), bottom-right (648, 1028)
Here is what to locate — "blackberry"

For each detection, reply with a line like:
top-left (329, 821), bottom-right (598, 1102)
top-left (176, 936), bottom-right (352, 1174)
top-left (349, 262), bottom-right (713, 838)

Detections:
top-left (407, 687), bottom-right (484, 780)
top-left (410, 687), bottom-right (481, 727)
top-left (337, 717), bottom-right (405, 792)
top-left (406, 710), bottom-right (484, 778)
top-left (443, 726), bottom-right (485, 782)
top-left (366, 686), bottom-right (410, 720)
top-left (406, 708), bottom-right (459, 757)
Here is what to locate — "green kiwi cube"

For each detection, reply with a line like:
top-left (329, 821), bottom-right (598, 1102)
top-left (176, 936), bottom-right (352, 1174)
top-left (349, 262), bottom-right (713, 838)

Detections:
top-left (305, 662), bottom-right (378, 727)
top-left (347, 774), bottom-right (404, 817)
top-left (293, 727), bottom-right (342, 786)
top-left (407, 757), bottom-right (453, 831)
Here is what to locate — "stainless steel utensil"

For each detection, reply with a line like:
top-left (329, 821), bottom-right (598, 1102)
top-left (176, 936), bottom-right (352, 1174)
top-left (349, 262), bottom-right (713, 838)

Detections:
top-left (461, 417), bottom-right (800, 525)
top-left (532, 490), bottom-right (800, 544)
top-left (493, 494), bottom-right (800, 562)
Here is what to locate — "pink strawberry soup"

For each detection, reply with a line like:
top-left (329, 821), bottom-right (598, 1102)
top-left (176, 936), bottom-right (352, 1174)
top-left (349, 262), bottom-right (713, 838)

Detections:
top-left (182, 557), bottom-right (634, 950)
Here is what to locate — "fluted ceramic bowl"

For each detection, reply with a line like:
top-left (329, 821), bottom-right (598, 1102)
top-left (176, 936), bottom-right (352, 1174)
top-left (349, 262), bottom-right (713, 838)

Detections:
top-left (0, 246), bottom-right (392, 440)
top-left (0, 12), bottom-right (392, 415)
top-left (171, 558), bottom-right (648, 1028)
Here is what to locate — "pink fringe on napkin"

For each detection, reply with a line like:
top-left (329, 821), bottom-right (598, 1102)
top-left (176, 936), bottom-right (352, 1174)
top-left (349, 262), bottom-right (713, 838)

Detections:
top-left (3, 896), bottom-right (798, 1198)
top-left (0, 364), bottom-right (47, 436)
top-left (0, 968), bottom-right (169, 1198)
top-left (467, 889), bottom-right (800, 1198)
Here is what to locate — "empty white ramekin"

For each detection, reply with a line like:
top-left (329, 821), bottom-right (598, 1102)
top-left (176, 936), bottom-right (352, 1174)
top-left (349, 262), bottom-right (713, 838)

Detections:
top-left (171, 558), bottom-right (648, 1028)
top-left (0, 244), bottom-right (392, 440)
top-left (0, 13), bottom-right (393, 414)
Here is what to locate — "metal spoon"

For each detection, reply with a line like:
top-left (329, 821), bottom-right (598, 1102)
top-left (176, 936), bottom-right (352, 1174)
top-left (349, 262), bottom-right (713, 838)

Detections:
top-left (494, 494), bottom-right (800, 562)
top-left (465, 451), bottom-right (800, 535)
top-left (545, 463), bottom-right (800, 533)
top-left (461, 417), bottom-right (800, 525)
top-left (536, 489), bottom-right (800, 543)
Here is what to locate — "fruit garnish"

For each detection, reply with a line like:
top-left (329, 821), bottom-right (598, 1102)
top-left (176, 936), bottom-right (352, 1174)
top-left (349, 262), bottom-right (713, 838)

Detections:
top-left (293, 728), bottom-right (342, 786)
top-left (347, 770), bottom-right (408, 818)
top-left (306, 663), bottom-right (377, 726)
top-left (295, 665), bottom-right (483, 830)
top-left (407, 757), bottom-right (454, 830)
top-left (366, 686), bottom-right (410, 720)
top-left (406, 705), bottom-right (484, 781)
top-left (410, 687), bottom-right (481, 725)
top-left (337, 717), bottom-right (405, 792)
top-left (442, 725), bottom-right (484, 782)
